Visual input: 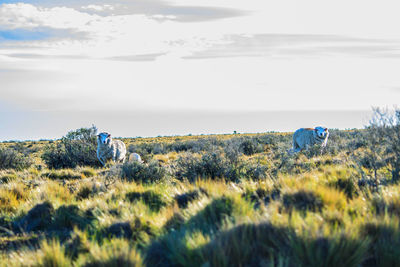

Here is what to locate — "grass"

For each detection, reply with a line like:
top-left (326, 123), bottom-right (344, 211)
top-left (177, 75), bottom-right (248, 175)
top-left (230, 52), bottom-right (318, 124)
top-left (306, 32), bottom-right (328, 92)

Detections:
top-left (0, 127), bottom-right (399, 266)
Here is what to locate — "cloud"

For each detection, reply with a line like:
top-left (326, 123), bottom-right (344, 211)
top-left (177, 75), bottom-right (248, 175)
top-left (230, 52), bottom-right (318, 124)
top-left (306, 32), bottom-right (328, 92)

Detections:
top-left (0, 3), bottom-right (98, 30)
top-left (81, 4), bottom-right (114, 12)
top-left (184, 34), bottom-right (400, 59)
top-left (1, 0), bottom-right (246, 22)
top-left (106, 53), bottom-right (167, 62)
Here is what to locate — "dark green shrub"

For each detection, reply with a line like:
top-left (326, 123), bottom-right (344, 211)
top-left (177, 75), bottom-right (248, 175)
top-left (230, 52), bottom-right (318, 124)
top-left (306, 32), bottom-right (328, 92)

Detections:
top-left (126, 191), bottom-right (167, 212)
top-left (13, 201), bottom-right (54, 232)
top-left (199, 223), bottom-right (292, 267)
top-left (198, 151), bottom-right (228, 179)
top-left (42, 126), bottom-right (101, 169)
top-left (0, 148), bottom-right (33, 170)
top-left (53, 205), bottom-right (96, 230)
top-left (362, 222), bottom-right (400, 266)
top-left (120, 160), bottom-right (166, 183)
top-left (240, 138), bottom-right (260, 155)
top-left (291, 235), bottom-right (369, 267)
top-left (174, 153), bottom-right (202, 182)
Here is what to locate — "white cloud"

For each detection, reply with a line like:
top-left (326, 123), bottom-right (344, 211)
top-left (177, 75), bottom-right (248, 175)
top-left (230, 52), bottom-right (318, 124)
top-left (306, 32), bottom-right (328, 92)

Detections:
top-left (81, 4), bottom-right (115, 11)
top-left (0, 3), bottom-right (98, 30)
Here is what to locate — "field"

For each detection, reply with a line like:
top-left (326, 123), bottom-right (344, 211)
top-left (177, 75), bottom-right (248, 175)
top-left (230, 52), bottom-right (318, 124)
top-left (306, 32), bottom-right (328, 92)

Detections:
top-left (0, 110), bottom-right (399, 267)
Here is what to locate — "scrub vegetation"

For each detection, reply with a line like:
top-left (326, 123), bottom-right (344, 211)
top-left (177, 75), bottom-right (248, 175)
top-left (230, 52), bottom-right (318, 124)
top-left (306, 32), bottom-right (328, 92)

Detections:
top-left (0, 107), bottom-right (399, 267)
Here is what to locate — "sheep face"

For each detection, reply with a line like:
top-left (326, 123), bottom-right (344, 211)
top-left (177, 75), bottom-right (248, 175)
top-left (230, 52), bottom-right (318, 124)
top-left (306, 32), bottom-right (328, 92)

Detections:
top-left (315, 127), bottom-right (328, 139)
top-left (97, 132), bottom-right (111, 145)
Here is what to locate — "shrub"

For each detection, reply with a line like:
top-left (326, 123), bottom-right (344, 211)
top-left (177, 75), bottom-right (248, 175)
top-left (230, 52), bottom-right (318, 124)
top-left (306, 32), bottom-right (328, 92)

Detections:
top-left (42, 126), bottom-right (101, 169)
top-left (126, 191), bottom-right (167, 212)
top-left (53, 205), bottom-right (96, 230)
top-left (291, 234), bottom-right (369, 267)
top-left (120, 160), bottom-right (166, 183)
top-left (13, 201), bottom-right (54, 232)
top-left (175, 151), bottom-right (269, 182)
top-left (175, 151), bottom-right (228, 182)
top-left (174, 153), bottom-right (202, 182)
top-left (240, 138), bottom-right (261, 155)
top-left (199, 223), bottom-right (291, 266)
top-left (354, 107), bottom-right (400, 181)
top-left (198, 151), bottom-right (228, 180)
top-left (0, 148), bottom-right (32, 170)
top-left (362, 220), bottom-right (400, 266)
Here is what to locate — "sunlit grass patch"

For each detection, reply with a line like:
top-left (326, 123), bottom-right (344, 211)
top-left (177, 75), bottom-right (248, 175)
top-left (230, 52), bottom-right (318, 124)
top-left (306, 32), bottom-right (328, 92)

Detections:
top-left (38, 181), bottom-right (74, 203)
top-left (0, 188), bottom-right (21, 213)
top-left (76, 238), bottom-right (143, 267)
top-left (2, 239), bottom-right (71, 267)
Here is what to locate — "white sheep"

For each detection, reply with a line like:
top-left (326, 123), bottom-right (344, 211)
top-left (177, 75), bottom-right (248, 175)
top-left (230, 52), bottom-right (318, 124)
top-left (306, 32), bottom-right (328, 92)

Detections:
top-left (291, 126), bottom-right (329, 153)
top-left (97, 132), bottom-right (127, 166)
top-left (129, 152), bottom-right (143, 163)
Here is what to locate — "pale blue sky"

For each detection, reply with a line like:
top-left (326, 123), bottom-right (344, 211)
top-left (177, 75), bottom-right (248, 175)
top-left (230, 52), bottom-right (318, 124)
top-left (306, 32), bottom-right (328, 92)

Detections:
top-left (0, 0), bottom-right (398, 140)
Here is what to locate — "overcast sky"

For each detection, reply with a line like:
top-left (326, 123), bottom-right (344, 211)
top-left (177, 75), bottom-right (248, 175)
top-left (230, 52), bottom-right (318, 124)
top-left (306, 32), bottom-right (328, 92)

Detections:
top-left (0, 0), bottom-right (399, 140)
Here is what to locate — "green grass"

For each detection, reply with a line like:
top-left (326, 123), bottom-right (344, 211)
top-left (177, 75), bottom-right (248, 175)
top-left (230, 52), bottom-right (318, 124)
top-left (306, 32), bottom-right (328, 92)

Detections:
top-left (0, 127), bottom-right (399, 266)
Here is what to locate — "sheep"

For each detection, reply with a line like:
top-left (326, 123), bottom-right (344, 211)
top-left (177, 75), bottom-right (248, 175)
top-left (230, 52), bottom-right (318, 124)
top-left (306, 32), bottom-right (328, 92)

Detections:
top-left (97, 132), bottom-right (127, 166)
top-left (290, 126), bottom-right (329, 153)
top-left (129, 152), bottom-right (143, 163)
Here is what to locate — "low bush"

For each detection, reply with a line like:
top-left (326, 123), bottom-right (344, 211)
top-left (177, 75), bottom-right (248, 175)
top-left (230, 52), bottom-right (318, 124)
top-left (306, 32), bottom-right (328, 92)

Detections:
top-left (120, 160), bottom-right (166, 183)
top-left (291, 234), bottom-right (369, 267)
top-left (199, 223), bottom-right (291, 266)
top-left (0, 148), bottom-right (32, 170)
top-left (126, 191), bottom-right (168, 212)
top-left (42, 126), bottom-right (101, 169)
top-left (53, 205), bottom-right (96, 230)
top-left (362, 219), bottom-right (400, 266)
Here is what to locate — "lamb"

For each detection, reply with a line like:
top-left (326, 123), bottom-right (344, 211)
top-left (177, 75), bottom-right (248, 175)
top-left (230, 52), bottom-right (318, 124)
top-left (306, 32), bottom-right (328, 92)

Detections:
top-left (129, 152), bottom-right (143, 163)
top-left (97, 132), bottom-right (127, 166)
top-left (291, 126), bottom-right (329, 153)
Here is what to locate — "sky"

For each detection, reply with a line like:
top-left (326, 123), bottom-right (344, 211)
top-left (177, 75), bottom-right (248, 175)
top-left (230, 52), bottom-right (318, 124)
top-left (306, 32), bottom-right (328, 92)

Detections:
top-left (0, 0), bottom-right (399, 140)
